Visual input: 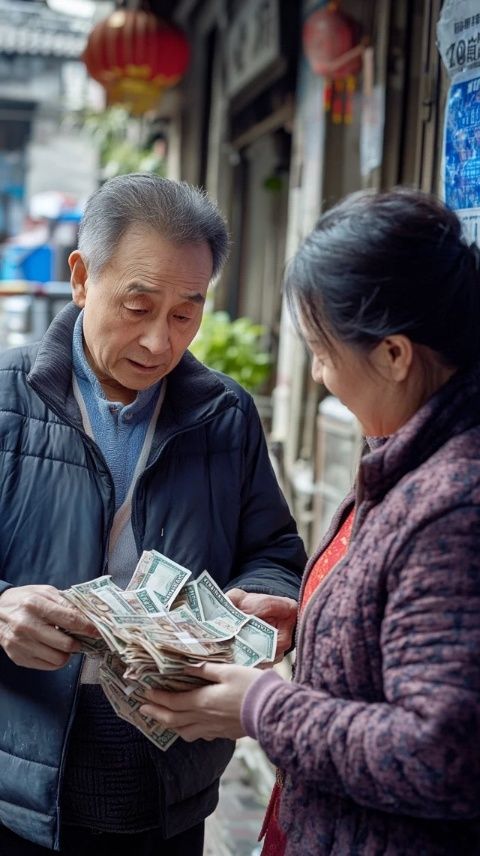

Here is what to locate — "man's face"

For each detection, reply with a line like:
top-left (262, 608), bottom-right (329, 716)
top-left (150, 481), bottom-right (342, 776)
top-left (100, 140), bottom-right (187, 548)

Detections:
top-left (69, 228), bottom-right (213, 404)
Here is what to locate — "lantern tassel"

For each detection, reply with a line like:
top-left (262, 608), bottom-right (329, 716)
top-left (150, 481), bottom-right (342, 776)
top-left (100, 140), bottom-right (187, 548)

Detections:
top-left (343, 75), bottom-right (356, 124)
top-left (332, 78), bottom-right (345, 124)
top-left (324, 81), bottom-right (333, 112)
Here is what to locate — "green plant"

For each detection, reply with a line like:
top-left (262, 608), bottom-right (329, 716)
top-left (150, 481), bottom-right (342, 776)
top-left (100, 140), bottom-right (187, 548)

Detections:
top-left (81, 106), bottom-right (165, 178)
top-left (190, 311), bottom-right (272, 392)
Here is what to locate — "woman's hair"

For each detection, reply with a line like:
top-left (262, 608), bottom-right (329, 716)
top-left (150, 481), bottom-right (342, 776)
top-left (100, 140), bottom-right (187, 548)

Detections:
top-left (285, 188), bottom-right (480, 370)
top-left (78, 173), bottom-right (229, 279)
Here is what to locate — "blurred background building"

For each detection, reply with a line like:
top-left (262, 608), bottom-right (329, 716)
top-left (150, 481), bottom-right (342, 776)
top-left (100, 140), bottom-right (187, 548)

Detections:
top-left (168, 0), bottom-right (463, 554)
top-left (0, 0), bottom-right (456, 551)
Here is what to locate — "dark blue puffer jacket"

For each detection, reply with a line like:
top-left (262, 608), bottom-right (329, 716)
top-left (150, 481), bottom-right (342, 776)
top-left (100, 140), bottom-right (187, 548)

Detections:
top-left (0, 302), bottom-right (306, 850)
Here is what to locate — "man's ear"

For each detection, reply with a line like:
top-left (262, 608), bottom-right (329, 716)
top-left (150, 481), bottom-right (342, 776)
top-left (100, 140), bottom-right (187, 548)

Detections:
top-left (371, 335), bottom-right (413, 383)
top-left (68, 250), bottom-right (88, 308)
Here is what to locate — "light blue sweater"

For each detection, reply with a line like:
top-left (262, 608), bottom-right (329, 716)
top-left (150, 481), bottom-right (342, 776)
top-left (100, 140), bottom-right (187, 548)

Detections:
top-left (72, 311), bottom-right (161, 512)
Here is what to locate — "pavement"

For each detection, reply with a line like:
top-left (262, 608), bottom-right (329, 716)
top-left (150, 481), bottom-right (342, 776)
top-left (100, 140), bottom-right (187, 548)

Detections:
top-left (204, 738), bottom-right (274, 856)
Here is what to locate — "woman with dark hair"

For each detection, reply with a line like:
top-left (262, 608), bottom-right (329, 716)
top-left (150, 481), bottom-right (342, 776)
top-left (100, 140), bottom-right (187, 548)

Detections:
top-left (141, 188), bottom-right (480, 855)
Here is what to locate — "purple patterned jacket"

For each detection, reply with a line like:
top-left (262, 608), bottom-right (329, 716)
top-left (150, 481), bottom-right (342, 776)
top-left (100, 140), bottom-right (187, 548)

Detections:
top-left (242, 361), bottom-right (480, 854)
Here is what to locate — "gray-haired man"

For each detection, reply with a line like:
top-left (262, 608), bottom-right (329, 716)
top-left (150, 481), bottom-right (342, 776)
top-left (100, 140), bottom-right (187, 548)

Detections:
top-left (0, 174), bottom-right (306, 855)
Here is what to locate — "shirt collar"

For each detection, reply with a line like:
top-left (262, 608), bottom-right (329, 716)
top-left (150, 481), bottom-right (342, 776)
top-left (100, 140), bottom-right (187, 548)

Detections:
top-left (71, 310), bottom-right (162, 418)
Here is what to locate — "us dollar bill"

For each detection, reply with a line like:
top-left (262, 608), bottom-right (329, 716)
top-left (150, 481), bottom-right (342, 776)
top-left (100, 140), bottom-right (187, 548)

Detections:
top-left (196, 570), bottom-right (250, 631)
top-left (170, 581), bottom-right (204, 622)
top-left (126, 550), bottom-right (191, 609)
top-left (63, 550), bottom-right (278, 751)
top-left (99, 654), bottom-right (178, 751)
top-left (233, 636), bottom-right (265, 667)
top-left (237, 616), bottom-right (277, 662)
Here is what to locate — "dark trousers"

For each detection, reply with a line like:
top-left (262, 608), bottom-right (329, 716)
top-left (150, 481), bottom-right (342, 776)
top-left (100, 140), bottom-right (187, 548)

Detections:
top-left (0, 823), bottom-right (205, 856)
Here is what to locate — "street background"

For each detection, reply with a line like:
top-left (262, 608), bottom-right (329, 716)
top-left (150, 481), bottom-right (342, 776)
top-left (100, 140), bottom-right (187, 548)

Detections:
top-left (0, 0), bottom-right (477, 852)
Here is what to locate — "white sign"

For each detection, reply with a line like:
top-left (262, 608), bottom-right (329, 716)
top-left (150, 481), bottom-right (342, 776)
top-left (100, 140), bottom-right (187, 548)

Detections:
top-left (437, 0), bottom-right (480, 78)
top-left (226, 0), bottom-right (281, 98)
top-left (360, 85), bottom-right (385, 177)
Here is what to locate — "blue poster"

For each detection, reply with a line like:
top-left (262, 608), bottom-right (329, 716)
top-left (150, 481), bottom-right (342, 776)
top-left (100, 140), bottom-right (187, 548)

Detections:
top-left (443, 69), bottom-right (480, 243)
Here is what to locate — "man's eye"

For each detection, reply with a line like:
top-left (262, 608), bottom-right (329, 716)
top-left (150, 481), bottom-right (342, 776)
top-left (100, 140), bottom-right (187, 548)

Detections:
top-left (124, 305), bottom-right (147, 314)
top-left (174, 314), bottom-right (192, 322)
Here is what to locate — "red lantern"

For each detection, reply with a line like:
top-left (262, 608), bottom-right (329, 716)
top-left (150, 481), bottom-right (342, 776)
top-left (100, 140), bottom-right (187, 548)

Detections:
top-left (302, 3), bottom-right (363, 124)
top-left (82, 9), bottom-right (190, 115)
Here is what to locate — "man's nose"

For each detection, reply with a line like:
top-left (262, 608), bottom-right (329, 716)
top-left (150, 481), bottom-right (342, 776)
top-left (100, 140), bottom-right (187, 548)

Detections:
top-left (139, 322), bottom-right (171, 354)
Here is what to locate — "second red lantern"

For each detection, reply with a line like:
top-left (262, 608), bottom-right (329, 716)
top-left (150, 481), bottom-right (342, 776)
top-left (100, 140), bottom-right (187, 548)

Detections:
top-left (302, 3), bottom-right (363, 124)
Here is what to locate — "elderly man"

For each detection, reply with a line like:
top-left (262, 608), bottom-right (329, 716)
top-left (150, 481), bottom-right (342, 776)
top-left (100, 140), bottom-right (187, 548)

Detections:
top-left (0, 174), bottom-right (305, 856)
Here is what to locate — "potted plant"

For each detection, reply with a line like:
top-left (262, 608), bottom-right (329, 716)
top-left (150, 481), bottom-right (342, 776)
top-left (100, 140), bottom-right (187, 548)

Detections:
top-left (190, 311), bottom-right (272, 393)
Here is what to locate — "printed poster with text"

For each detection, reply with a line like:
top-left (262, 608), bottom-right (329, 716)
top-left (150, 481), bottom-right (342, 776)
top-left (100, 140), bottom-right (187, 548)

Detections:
top-left (443, 69), bottom-right (480, 245)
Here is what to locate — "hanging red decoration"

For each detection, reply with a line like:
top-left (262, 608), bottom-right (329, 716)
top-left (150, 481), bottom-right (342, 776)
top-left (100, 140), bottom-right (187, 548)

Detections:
top-left (302, 2), bottom-right (363, 124)
top-left (82, 9), bottom-right (190, 115)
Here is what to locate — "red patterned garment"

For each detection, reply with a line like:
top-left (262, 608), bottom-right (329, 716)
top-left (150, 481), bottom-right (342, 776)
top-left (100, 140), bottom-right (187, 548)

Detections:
top-left (259, 508), bottom-right (355, 856)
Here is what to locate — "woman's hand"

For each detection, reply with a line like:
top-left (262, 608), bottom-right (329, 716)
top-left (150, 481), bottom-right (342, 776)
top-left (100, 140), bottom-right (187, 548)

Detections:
top-left (139, 661), bottom-right (265, 741)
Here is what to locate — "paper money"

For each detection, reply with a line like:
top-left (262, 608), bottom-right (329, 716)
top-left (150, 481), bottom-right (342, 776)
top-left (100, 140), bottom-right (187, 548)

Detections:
top-left (171, 581), bottom-right (205, 621)
top-left (99, 654), bottom-right (178, 751)
top-left (62, 576), bottom-right (134, 653)
top-left (196, 571), bottom-right (250, 631)
top-left (70, 633), bottom-right (109, 657)
top-left (126, 550), bottom-right (191, 609)
top-left (233, 636), bottom-right (266, 667)
top-left (238, 616), bottom-right (277, 662)
top-left (63, 550), bottom-right (277, 751)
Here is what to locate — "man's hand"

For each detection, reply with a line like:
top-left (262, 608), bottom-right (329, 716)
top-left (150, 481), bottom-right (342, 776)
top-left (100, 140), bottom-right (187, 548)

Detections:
top-left (140, 662), bottom-right (264, 742)
top-left (227, 589), bottom-right (298, 662)
top-left (0, 584), bottom-right (99, 670)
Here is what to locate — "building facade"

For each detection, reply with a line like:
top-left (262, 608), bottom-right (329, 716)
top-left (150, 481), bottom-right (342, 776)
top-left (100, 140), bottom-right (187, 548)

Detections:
top-left (168, 0), bottom-right (450, 551)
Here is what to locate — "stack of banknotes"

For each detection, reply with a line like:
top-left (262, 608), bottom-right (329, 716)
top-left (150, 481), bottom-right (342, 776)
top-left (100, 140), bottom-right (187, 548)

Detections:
top-left (62, 550), bottom-right (277, 751)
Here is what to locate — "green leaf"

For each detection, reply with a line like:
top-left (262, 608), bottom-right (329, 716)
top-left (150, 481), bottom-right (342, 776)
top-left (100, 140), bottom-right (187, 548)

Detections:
top-left (191, 311), bottom-right (272, 392)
